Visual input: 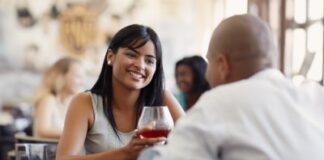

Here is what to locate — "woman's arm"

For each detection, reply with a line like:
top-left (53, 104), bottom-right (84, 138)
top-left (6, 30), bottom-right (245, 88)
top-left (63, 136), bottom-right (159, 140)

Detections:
top-left (56, 92), bottom-right (92, 159)
top-left (163, 90), bottom-right (185, 123)
top-left (56, 92), bottom-right (164, 160)
top-left (34, 95), bottom-right (61, 139)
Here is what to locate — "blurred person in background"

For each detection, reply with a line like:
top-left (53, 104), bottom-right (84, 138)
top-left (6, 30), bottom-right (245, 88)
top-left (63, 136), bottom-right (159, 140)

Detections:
top-left (56, 24), bottom-right (184, 160)
top-left (33, 57), bottom-right (84, 139)
top-left (175, 55), bottom-right (210, 111)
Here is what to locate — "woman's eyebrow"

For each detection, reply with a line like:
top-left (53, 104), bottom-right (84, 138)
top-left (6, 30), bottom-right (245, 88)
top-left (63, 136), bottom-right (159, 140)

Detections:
top-left (129, 48), bottom-right (156, 59)
top-left (146, 54), bottom-right (156, 59)
top-left (128, 48), bottom-right (139, 54)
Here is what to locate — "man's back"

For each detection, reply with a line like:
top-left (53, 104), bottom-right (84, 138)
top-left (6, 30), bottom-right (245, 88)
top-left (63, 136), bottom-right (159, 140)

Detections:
top-left (138, 14), bottom-right (324, 160)
top-left (163, 69), bottom-right (324, 160)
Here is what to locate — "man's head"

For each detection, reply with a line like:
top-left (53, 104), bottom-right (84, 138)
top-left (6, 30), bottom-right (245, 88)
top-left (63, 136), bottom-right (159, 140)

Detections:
top-left (206, 14), bottom-right (277, 88)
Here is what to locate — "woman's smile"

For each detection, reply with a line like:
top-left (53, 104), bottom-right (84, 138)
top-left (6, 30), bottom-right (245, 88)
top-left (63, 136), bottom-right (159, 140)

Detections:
top-left (128, 70), bottom-right (145, 81)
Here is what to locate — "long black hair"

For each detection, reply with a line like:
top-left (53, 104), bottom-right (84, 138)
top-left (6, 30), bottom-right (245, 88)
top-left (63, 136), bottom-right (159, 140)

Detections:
top-left (175, 55), bottom-right (210, 93)
top-left (91, 24), bottom-right (165, 137)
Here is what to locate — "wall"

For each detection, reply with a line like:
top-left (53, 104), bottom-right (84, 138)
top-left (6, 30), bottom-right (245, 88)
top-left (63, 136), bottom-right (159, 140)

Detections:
top-left (0, 0), bottom-right (216, 106)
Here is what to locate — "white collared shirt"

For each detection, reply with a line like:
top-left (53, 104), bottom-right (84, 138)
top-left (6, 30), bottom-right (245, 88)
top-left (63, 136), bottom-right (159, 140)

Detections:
top-left (139, 69), bottom-right (324, 160)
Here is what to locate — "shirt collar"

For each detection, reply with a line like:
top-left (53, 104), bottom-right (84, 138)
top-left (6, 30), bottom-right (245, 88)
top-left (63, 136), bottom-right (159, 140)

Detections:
top-left (250, 68), bottom-right (285, 80)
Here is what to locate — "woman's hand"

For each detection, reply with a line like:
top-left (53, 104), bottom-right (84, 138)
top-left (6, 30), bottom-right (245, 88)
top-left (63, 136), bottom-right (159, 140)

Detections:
top-left (122, 130), bottom-right (166, 160)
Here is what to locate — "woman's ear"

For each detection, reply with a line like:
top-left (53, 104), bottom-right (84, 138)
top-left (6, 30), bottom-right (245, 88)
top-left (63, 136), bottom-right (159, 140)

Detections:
top-left (106, 49), bottom-right (114, 65)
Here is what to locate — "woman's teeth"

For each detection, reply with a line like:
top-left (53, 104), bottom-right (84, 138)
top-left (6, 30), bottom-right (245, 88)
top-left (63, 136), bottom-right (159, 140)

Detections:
top-left (130, 71), bottom-right (143, 79)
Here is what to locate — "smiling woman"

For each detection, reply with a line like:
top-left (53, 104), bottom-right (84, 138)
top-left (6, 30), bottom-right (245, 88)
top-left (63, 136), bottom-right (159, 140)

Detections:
top-left (175, 55), bottom-right (210, 111)
top-left (56, 24), bottom-right (184, 160)
top-left (107, 41), bottom-right (157, 90)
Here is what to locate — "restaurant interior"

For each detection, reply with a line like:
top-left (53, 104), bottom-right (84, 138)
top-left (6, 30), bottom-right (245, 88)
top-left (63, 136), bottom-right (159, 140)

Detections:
top-left (0, 0), bottom-right (323, 159)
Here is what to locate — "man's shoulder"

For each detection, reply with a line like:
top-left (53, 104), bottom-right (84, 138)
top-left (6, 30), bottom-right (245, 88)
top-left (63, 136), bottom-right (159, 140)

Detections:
top-left (206, 78), bottom-right (273, 97)
top-left (210, 69), bottom-right (290, 96)
top-left (196, 76), bottom-right (289, 111)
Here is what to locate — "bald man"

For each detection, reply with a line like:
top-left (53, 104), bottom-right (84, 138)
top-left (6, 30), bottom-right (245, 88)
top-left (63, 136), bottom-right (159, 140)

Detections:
top-left (138, 14), bottom-right (324, 160)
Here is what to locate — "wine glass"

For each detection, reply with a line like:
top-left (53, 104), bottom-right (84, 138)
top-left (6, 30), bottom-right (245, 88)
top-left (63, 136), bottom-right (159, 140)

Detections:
top-left (137, 106), bottom-right (174, 140)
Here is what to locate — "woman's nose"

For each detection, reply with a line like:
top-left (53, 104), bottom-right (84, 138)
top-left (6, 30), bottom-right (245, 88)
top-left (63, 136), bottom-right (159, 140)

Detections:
top-left (134, 57), bottom-right (145, 70)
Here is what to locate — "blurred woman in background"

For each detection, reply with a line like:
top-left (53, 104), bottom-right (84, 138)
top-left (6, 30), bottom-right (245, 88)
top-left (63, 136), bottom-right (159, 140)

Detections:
top-left (33, 57), bottom-right (84, 139)
top-left (175, 55), bottom-right (210, 111)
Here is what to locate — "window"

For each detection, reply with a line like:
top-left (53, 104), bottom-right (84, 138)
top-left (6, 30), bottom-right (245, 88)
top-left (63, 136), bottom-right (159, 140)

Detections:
top-left (285, 0), bottom-right (324, 85)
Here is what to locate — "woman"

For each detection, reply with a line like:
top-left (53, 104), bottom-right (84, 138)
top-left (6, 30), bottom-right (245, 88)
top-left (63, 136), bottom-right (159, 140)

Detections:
top-left (175, 55), bottom-right (210, 111)
top-left (33, 57), bottom-right (84, 139)
top-left (56, 24), bottom-right (184, 159)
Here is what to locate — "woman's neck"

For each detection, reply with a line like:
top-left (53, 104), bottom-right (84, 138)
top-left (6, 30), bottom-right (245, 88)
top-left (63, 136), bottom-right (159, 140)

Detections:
top-left (112, 81), bottom-right (140, 111)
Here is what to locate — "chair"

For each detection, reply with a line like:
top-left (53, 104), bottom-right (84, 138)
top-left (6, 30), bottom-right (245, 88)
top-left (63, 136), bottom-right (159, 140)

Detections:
top-left (14, 135), bottom-right (58, 160)
top-left (15, 134), bottom-right (59, 144)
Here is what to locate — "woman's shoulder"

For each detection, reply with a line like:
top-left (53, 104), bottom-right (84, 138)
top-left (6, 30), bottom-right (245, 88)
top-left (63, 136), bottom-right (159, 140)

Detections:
top-left (67, 92), bottom-right (94, 115)
top-left (163, 90), bottom-right (174, 97)
top-left (163, 90), bottom-right (183, 102)
top-left (35, 94), bottom-right (57, 108)
top-left (66, 92), bottom-right (94, 125)
top-left (70, 92), bottom-right (92, 107)
top-left (162, 90), bottom-right (185, 121)
top-left (162, 90), bottom-right (178, 102)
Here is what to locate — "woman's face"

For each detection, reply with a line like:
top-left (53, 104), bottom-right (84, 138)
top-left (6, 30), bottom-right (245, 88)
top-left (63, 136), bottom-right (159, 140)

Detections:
top-left (63, 63), bottom-right (85, 94)
top-left (109, 40), bottom-right (157, 90)
top-left (176, 64), bottom-right (194, 93)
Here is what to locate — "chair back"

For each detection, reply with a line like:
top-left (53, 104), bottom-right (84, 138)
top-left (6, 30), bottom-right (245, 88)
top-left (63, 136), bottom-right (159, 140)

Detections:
top-left (15, 135), bottom-right (58, 160)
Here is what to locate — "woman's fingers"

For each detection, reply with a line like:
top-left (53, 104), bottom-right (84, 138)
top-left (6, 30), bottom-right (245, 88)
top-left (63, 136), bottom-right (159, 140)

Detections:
top-left (132, 130), bottom-right (139, 139)
top-left (132, 137), bottom-right (166, 146)
top-left (124, 137), bottom-right (167, 159)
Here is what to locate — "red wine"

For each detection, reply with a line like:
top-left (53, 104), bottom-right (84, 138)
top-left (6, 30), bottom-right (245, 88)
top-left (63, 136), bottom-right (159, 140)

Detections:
top-left (139, 129), bottom-right (170, 139)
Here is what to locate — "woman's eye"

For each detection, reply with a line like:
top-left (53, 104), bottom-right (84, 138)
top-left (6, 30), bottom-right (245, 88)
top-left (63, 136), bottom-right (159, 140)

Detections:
top-left (146, 58), bottom-right (156, 65)
top-left (126, 52), bottom-right (137, 58)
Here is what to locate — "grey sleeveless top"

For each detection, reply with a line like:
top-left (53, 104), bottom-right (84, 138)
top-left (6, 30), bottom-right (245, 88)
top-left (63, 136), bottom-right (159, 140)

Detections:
top-left (84, 92), bottom-right (135, 154)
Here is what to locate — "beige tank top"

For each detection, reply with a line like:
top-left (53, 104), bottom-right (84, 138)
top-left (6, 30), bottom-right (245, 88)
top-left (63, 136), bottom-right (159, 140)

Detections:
top-left (84, 92), bottom-right (135, 154)
top-left (33, 96), bottom-right (67, 138)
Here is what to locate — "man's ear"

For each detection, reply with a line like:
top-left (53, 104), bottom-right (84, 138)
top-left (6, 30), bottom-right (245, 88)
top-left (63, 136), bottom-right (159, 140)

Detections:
top-left (217, 53), bottom-right (230, 82)
top-left (106, 49), bottom-right (114, 65)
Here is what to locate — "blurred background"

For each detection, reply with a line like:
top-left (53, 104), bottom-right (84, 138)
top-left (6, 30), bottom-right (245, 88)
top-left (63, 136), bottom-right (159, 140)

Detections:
top-left (1, 0), bottom-right (323, 107)
top-left (0, 1), bottom-right (323, 157)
